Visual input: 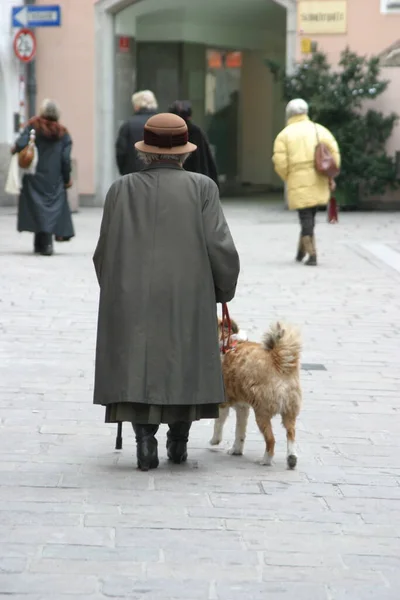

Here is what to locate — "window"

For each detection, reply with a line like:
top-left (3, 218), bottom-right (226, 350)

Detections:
top-left (381, 0), bottom-right (400, 12)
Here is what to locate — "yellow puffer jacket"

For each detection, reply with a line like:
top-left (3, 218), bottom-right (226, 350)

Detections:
top-left (272, 114), bottom-right (341, 211)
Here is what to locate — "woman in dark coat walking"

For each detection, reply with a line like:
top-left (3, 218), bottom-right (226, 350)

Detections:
top-left (169, 100), bottom-right (219, 187)
top-left (93, 113), bottom-right (239, 472)
top-left (12, 99), bottom-right (74, 256)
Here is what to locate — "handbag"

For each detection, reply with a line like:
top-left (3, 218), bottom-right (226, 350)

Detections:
top-left (4, 154), bottom-right (21, 195)
top-left (4, 143), bottom-right (38, 195)
top-left (314, 124), bottom-right (340, 179)
top-left (18, 129), bottom-right (37, 170)
top-left (327, 196), bottom-right (338, 224)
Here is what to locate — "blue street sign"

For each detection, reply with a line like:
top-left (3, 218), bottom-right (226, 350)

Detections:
top-left (12, 5), bottom-right (61, 28)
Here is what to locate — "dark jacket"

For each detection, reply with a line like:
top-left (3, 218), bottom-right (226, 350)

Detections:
top-left (184, 121), bottom-right (219, 187)
top-left (115, 109), bottom-right (157, 175)
top-left (93, 163), bottom-right (240, 407)
top-left (14, 117), bottom-right (74, 237)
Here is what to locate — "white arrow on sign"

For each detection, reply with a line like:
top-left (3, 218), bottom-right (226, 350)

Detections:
top-left (13, 6), bottom-right (59, 27)
top-left (13, 6), bottom-right (28, 26)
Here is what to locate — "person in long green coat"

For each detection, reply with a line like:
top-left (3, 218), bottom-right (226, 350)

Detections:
top-left (93, 113), bottom-right (240, 471)
top-left (12, 99), bottom-right (74, 256)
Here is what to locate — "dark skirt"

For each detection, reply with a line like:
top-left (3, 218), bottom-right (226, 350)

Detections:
top-left (105, 402), bottom-right (220, 425)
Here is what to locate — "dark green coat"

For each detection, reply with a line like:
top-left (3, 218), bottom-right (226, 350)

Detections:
top-left (15, 117), bottom-right (74, 238)
top-left (93, 163), bottom-right (239, 408)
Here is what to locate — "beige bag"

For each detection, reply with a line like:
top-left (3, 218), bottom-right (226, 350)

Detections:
top-left (5, 154), bottom-right (21, 195)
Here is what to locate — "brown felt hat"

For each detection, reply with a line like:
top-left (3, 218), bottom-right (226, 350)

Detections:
top-left (135, 113), bottom-right (197, 155)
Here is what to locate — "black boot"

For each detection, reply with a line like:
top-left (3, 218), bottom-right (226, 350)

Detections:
top-left (34, 232), bottom-right (44, 254)
top-left (167, 422), bottom-right (192, 464)
top-left (40, 233), bottom-right (53, 256)
top-left (132, 424), bottom-right (159, 471)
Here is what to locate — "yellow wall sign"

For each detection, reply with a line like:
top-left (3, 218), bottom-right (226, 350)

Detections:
top-left (301, 38), bottom-right (313, 54)
top-left (298, 1), bottom-right (347, 35)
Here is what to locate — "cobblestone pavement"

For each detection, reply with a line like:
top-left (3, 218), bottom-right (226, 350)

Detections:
top-left (1, 201), bottom-right (400, 600)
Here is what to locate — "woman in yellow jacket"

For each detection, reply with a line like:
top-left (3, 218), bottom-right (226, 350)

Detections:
top-left (273, 99), bottom-right (340, 266)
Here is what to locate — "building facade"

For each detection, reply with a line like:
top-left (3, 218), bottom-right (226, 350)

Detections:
top-left (1, 0), bottom-right (400, 206)
top-left (0, 0), bottom-right (21, 200)
top-left (296, 0), bottom-right (400, 161)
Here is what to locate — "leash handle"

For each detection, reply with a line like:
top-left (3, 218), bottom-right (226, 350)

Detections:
top-left (221, 303), bottom-right (232, 355)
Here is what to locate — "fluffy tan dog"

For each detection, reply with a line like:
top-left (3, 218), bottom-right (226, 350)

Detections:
top-left (211, 320), bottom-right (302, 468)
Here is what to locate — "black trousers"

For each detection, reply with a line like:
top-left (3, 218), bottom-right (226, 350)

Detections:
top-left (298, 208), bottom-right (317, 237)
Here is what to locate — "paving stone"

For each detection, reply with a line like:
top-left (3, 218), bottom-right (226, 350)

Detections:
top-left (42, 544), bottom-right (160, 562)
top-left (0, 557), bottom-right (28, 573)
top-left (29, 558), bottom-right (144, 576)
top-left (224, 518), bottom-right (342, 535)
top-left (85, 514), bottom-right (225, 530)
top-left (261, 565), bottom-right (383, 584)
top-left (145, 562), bottom-right (260, 583)
top-left (0, 511), bottom-right (81, 526)
top-left (0, 502), bottom-right (120, 515)
top-left (101, 577), bottom-right (211, 599)
top-left (216, 582), bottom-right (328, 600)
top-left (338, 484), bottom-right (400, 500)
top-left (326, 584), bottom-right (397, 600)
top-left (0, 574), bottom-right (98, 595)
top-left (243, 531), bottom-right (400, 557)
top-left (262, 551), bottom-right (343, 568)
top-left (0, 526), bottom-right (114, 547)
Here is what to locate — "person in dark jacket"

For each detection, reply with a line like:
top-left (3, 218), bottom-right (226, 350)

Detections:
top-left (115, 90), bottom-right (158, 175)
top-left (93, 113), bottom-right (240, 472)
top-left (169, 100), bottom-right (219, 187)
top-left (12, 99), bottom-right (74, 256)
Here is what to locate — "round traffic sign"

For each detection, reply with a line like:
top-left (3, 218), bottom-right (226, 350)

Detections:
top-left (13, 29), bottom-right (36, 63)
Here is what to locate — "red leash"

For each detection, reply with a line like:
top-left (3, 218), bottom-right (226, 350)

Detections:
top-left (221, 303), bottom-right (232, 355)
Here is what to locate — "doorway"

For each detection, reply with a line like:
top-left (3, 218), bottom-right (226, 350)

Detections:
top-left (205, 50), bottom-right (242, 182)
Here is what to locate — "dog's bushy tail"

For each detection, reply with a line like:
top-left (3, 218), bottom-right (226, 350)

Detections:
top-left (262, 322), bottom-right (302, 374)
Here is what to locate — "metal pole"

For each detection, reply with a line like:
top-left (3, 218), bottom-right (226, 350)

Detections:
top-left (25, 0), bottom-right (37, 118)
top-left (19, 71), bottom-right (26, 132)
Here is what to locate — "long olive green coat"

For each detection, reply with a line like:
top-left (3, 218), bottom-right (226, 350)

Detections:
top-left (93, 163), bottom-right (240, 408)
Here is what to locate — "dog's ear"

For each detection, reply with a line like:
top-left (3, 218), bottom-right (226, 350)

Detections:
top-left (230, 319), bottom-right (239, 334)
top-left (276, 322), bottom-right (285, 338)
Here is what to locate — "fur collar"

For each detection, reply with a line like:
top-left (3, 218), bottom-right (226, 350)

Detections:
top-left (27, 116), bottom-right (68, 140)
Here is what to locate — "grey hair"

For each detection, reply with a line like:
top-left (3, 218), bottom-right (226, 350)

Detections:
top-left (286, 99), bottom-right (309, 119)
top-left (137, 151), bottom-right (190, 165)
top-left (40, 99), bottom-right (60, 121)
top-left (132, 90), bottom-right (158, 112)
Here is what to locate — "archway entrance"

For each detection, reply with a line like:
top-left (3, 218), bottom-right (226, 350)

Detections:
top-left (95, 0), bottom-right (288, 202)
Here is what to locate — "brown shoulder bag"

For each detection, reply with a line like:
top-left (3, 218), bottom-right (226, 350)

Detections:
top-left (314, 124), bottom-right (340, 179)
top-left (18, 129), bottom-right (36, 169)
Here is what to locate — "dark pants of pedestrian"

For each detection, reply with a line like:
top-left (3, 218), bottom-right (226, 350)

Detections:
top-left (298, 207), bottom-right (317, 237)
top-left (296, 207), bottom-right (318, 266)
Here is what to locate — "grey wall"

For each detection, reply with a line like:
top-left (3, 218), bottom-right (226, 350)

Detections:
top-left (136, 42), bottom-right (181, 111)
top-left (182, 43), bottom-right (206, 128)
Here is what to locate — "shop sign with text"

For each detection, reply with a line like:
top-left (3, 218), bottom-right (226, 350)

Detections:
top-left (298, 1), bottom-right (347, 34)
